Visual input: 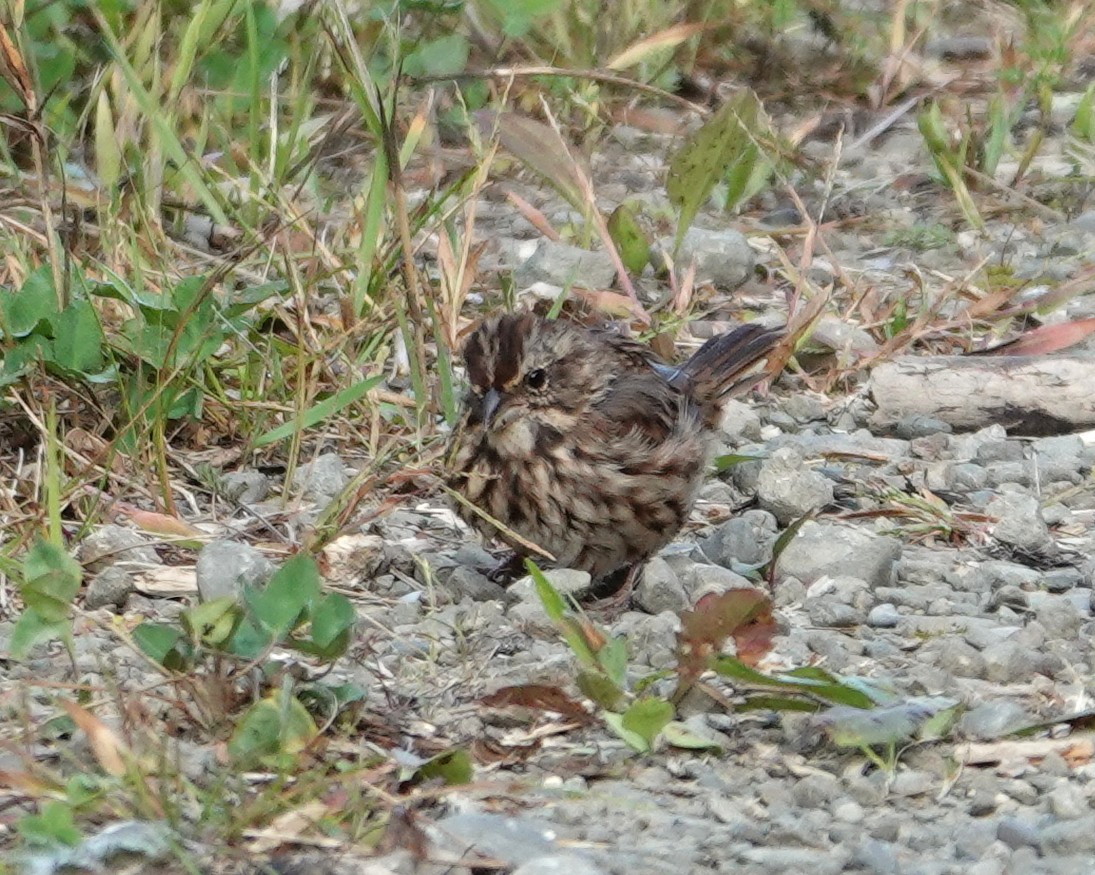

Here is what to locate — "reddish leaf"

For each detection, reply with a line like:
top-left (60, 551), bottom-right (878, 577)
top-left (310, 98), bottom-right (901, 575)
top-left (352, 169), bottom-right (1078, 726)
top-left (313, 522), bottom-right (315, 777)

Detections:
top-left (676, 589), bottom-right (775, 686)
top-left (480, 684), bottom-right (593, 723)
top-left (973, 317), bottom-right (1095, 357)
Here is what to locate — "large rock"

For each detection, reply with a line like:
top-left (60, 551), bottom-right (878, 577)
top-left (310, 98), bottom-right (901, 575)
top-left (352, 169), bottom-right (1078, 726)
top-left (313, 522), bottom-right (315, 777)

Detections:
top-left (79, 525), bottom-right (160, 574)
top-left (671, 227), bottom-right (755, 290)
top-left (985, 492), bottom-right (1054, 556)
top-left (775, 522), bottom-right (901, 589)
top-left (196, 541), bottom-right (274, 602)
top-left (514, 240), bottom-right (617, 290)
top-left (755, 447), bottom-right (834, 525)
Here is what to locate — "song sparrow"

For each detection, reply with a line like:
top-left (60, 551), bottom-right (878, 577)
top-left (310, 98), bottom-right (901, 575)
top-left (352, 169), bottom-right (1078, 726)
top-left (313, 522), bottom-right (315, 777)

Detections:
top-left (447, 312), bottom-right (783, 585)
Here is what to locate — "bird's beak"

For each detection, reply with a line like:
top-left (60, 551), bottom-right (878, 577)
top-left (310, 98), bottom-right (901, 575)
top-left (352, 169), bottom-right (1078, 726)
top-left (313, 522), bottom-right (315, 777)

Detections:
top-left (481, 388), bottom-right (502, 425)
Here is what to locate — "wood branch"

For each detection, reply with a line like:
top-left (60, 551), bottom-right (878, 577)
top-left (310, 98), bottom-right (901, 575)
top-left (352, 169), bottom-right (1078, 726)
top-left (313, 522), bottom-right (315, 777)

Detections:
top-left (868, 355), bottom-right (1095, 436)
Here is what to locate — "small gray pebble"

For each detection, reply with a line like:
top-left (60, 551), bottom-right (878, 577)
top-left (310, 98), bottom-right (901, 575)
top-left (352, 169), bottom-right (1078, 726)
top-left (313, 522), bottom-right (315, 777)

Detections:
top-left (967, 791), bottom-right (997, 816)
top-left (448, 566), bottom-right (512, 603)
top-left (1048, 783), bottom-right (1089, 820)
top-left (634, 557), bottom-right (688, 614)
top-left (84, 566), bottom-right (135, 610)
top-left (792, 772), bottom-right (841, 808)
top-left (291, 452), bottom-right (349, 502)
top-left (756, 447), bottom-right (834, 524)
top-left (890, 770), bottom-right (934, 797)
top-left (1044, 568), bottom-right (1083, 592)
top-left (219, 470), bottom-right (270, 503)
top-left (852, 838), bottom-right (900, 875)
top-left (1040, 815), bottom-right (1095, 854)
top-left (867, 602), bottom-right (901, 627)
top-left (195, 540), bottom-right (274, 602)
top-left (894, 414), bottom-right (953, 439)
top-left (79, 525), bottom-right (160, 574)
top-left (509, 568), bottom-right (591, 602)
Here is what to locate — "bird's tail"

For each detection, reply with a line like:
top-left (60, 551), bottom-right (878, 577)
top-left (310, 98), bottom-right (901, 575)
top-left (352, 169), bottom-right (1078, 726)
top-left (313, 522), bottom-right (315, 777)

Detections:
top-left (672, 324), bottom-right (784, 425)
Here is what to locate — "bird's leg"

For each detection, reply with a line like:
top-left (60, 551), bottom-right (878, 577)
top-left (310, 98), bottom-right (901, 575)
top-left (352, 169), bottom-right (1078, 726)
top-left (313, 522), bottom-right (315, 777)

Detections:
top-left (584, 562), bottom-right (643, 615)
top-left (484, 551), bottom-right (526, 584)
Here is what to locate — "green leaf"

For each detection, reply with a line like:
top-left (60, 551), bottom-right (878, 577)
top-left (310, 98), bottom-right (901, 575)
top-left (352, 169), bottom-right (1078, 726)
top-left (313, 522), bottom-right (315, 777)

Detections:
top-left (527, 559), bottom-right (567, 623)
top-left (766, 512), bottom-right (813, 584)
top-left (181, 597), bottom-right (241, 647)
top-left (253, 375), bottom-right (384, 447)
top-left (9, 611), bottom-right (69, 659)
top-left (526, 561), bottom-right (599, 666)
top-left (20, 541), bottom-right (82, 622)
top-left (223, 280), bottom-right (290, 319)
top-left (49, 300), bottom-right (105, 374)
top-left (621, 697), bottom-right (674, 750)
top-left (170, 276), bottom-right (209, 312)
top-left (596, 636), bottom-right (628, 688)
top-left (607, 204), bottom-right (651, 275)
top-left (306, 593), bottom-right (354, 659)
top-left (661, 720), bottom-right (724, 751)
top-left (979, 95), bottom-right (1010, 177)
top-left (815, 702), bottom-right (932, 748)
top-left (228, 691), bottom-right (318, 768)
top-left (917, 102), bottom-right (983, 229)
top-left (132, 622), bottom-right (188, 669)
top-left (1071, 83), bottom-right (1095, 141)
top-left (737, 694), bottom-right (821, 713)
top-left (576, 669), bottom-right (625, 711)
top-left (412, 748), bottom-right (473, 786)
top-left (711, 657), bottom-right (876, 709)
top-left (603, 711), bottom-right (650, 752)
top-left (478, 0), bottom-right (563, 37)
top-left (115, 320), bottom-right (173, 368)
top-left (224, 616), bottom-right (270, 660)
top-left (247, 554), bottom-right (320, 636)
top-left (713, 452), bottom-right (764, 472)
top-left (1, 266), bottom-right (58, 338)
top-left (917, 699), bottom-right (962, 741)
top-left (16, 800), bottom-right (81, 847)
top-left (404, 34), bottom-right (469, 78)
top-left (667, 90), bottom-right (770, 251)
top-left (94, 89), bottom-right (121, 189)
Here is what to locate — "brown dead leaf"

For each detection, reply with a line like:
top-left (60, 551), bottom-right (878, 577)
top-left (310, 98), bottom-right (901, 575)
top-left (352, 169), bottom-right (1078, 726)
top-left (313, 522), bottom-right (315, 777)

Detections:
top-left (971, 317), bottom-right (1095, 357)
top-left (245, 800), bottom-right (329, 853)
top-left (59, 701), bottom-right (129, 777)
top-left (114, 505), bottom-right (206, 541)
top-left (479, 683), bottom-right (592, 723)
top-left (64, 427), bottom-right (125, 475)
top-left (0, 769), bottom-right (56, 796)
top-left (505, 188), bottom-right (560, 241)
top-left (569, 287), bottom-right (640, 316)
top-left (483, 111), bottom-right (585, 209)
top-left (613, 106), bottom-right (688, 135)
top-left (0, 23), bottom-right (32, 107)
top-left (607, 22), bottom-right (707, 70)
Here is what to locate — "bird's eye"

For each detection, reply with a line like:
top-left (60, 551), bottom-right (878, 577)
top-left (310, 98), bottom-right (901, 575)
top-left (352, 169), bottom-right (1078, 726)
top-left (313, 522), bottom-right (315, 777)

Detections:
top-left (525, 368), bottom-right (547, 389)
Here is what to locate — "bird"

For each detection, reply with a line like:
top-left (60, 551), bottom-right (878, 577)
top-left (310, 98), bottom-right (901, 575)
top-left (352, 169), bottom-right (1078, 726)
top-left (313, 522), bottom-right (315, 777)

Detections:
top-left (447, 311), bottom-right (783, 593)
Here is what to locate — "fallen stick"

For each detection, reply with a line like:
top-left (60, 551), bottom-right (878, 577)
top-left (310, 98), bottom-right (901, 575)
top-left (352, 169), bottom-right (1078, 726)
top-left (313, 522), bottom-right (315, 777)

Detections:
top-left (868, 355), bottom-right (1095, 436)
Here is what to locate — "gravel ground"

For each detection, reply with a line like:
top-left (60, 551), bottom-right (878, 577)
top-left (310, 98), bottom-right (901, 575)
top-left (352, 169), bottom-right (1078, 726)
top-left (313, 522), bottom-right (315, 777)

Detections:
top-left (6, 28), bottom-right (1095, 875)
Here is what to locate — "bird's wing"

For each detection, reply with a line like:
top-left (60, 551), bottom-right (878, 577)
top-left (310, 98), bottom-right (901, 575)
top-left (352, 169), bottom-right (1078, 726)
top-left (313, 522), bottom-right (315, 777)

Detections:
top-left (591, 371), bottom-right (687, 446)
